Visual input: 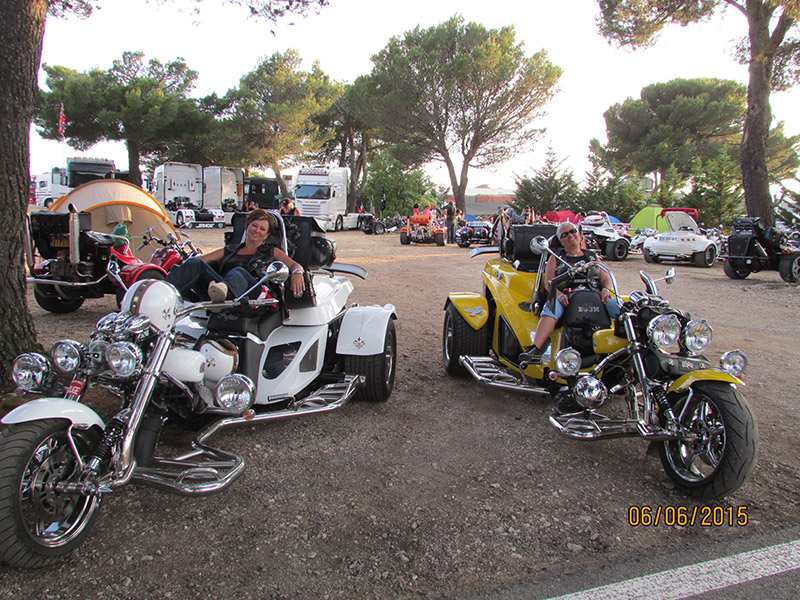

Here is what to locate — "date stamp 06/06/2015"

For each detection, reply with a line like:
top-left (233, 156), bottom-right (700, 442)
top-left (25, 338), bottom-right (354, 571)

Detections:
top-left (628, 505), bottom-right (749, 527)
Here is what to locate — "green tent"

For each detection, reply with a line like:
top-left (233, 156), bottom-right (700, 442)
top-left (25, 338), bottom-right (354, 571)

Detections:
top-left (628, 205), bottom-right (669, 234)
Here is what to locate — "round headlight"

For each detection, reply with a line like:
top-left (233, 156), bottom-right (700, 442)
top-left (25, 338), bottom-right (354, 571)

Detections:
top-left (50, 340), bottom-right (86, 374)
top-left (12, 353), bottom-right (53, 392)
top-left (683, 319), bottom-right (713, 354)
top-left (554, 348), bottom-right (582, 377)
top-left (647, 314), bottom-right (682, 350)
top-left (720, 350), bottom-right (748, 377)
top-left (215, 374), bottom-right (255, 414)
top-left (106, 342), bottom-right (143, 377)
top-left (573, 376), bottom-right (607, 409)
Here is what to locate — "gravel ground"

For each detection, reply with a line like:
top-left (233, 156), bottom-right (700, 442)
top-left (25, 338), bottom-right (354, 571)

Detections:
top-left (2, 227), bottom-right (799, 599)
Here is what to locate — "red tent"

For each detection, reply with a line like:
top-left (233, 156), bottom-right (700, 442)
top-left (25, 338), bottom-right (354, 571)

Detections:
top-left (542, 210), bottom-right (576, 223)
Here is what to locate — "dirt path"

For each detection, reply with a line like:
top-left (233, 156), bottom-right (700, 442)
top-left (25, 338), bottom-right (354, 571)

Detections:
top-left (3, 228), bottom-right (799, 599)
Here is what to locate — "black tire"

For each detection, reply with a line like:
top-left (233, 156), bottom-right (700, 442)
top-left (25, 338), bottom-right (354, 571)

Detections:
top-left (435, 232), bottom-right (445, 246)
top-left (605, 239), bottom-right (629, 261)
top-left (693, 245), bottom-right (717, 268)
top-left (778, 252), bottom-right (800, 283)
top-left (343, 320), bottom-right (396, 402)
top-left (659, 381), bottom-right (758, 500)
top-left (442, 302), bottom-right (489, 376)
top-left (457, 241), bottom-right (471, 248)
top-left (400, 232), bottom-right (410, 245)
top-left (723, 259), bottom-right (751, 280)
top-left (115, 269), bottom-right (166, 307)
top-left (33, 286), bottom-right (84, 314)
top-left (372, 221), bottom-right (386, 235)
top-left (43, 198), bottom-right (53, 209)
top-left (335, 215), bottom-right (344, 231)
top-left (643, 248), bottom-right (659, 264)
top-left (176, 213), bottom-right (185, 228)
top-left (0, 419), bottom-right (102, 567)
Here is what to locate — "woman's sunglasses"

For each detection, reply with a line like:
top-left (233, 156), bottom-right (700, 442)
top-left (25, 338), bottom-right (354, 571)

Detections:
top-left (559, 228), bottom-right (579, 239)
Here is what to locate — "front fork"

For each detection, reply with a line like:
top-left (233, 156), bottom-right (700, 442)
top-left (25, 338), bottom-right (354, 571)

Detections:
top-left (621, 313), bottom-right (680, 431)
top-left (60, 333), bottom-right (175, 494)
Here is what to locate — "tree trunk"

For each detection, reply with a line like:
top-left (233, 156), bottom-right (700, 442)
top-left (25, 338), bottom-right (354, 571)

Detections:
top-left (126, 139), bottom-right (142, 187)
top-left (270, 163), bottom-right (291, 197)
top-left (0, 0), bottom-right (47, 384)
top-left (740, 1), bottom-right (789, 227)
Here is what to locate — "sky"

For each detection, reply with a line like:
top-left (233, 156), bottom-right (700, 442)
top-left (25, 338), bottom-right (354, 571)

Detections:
top-left (31, 0), bottom-right (800, 191)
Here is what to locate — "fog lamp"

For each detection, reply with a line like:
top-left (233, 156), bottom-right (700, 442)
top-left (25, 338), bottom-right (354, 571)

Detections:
top-left (215, 374), bottom-right (255, 414)
top-left (106, 342), bottom-right (143, 377)
top-left (683, 319), bottom-right (712, 354)
top-left (50, 340), bottom-right (85, 374)
top-left (12, 353), bottom-right (53, 392)
top-left (573, 376), bottom-right (607, 409)
top-left (720, 350), bottom-right (747, 378)
top-left (554, 348), bottom-right (581, 376)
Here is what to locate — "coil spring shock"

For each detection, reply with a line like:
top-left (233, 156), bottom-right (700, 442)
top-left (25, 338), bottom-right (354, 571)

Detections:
top-left (651, 384), bottom-right (678, 427)
top-left (85, 417), bottom-right (125, 472)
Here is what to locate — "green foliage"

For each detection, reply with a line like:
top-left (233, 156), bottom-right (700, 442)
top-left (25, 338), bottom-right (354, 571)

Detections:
top-left (368, 14), bottom-right (562, 209)
top-left (225, 50), bottom-right (341, 187)
top-left (682, 153), bottom-right (744, 226)
top-left (363, 151), bottom-right (438, 216)
top-left (513, 149), bottom-right (579, 216)
top-left (574, 163), bottom-right (648, 222)
top-left (597, 1), bottom-right (721, 48)
top-left (596, 78), bottom-right (747, 190)
top-left (35, 51), bottom-right (207, 184)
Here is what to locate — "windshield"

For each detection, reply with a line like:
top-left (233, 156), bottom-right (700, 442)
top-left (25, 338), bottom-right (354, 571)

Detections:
top-left (295, 184), bottom-right (331, 200)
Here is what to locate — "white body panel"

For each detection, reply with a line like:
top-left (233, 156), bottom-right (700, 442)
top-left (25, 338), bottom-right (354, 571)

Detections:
top-left (203, 166), bottom-right (244, 224)
top-left (643, 212), bottom-right (717, 260)
top-left (336, 304), bottom-right (397, 355)
top-left (1, 397), bottom-right (105, 429)
top-left (152, 162), bottom-right (204, 215)
top-left (283, 274), bottom-right (354, 326)
top-left (163, 348), bottom-right (206, 383)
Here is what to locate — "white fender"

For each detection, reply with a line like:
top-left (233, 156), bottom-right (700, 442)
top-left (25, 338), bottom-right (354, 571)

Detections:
top-left (1, 397), bottom-right (105, 429)
top-left (336, 304), bottom-right (397, 356)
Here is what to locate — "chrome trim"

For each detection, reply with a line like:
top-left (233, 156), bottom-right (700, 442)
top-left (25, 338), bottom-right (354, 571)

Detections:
top-left (460, 356), bottom-right (550, 395)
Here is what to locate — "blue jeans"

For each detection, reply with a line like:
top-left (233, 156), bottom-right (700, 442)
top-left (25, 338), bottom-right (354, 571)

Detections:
top-left (542, 292), bottom-right (620, 321)
top-left (165, 258), bottom-right (259, 300)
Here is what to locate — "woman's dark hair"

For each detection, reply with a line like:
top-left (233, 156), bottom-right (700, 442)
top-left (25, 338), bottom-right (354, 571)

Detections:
top-left (246, 208), bottom-right (273, 229)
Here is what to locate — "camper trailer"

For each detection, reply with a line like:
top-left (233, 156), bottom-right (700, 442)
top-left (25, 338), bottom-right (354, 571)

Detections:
top-left (152, 162), bottom-right (223, 228)
top-left (34, 157), bottom-right (116, 207)
top-left (203, 166), bottom-right (244, 225)
top-left (294, 166), bottom-right (362, 230)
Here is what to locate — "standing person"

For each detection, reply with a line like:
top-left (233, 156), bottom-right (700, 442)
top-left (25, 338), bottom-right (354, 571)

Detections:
top-left (165, 209), bottom-right (306, 302)
top-left (280, 196), bottom-right (301, 216)
top-left (444, 199), bottom-right (456, 243)
top-left (522, 206), bottom-right (533, 224)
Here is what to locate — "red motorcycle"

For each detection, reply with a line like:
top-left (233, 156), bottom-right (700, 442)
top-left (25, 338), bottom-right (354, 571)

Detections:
top-left (26, 211), bottom-right (200, 313)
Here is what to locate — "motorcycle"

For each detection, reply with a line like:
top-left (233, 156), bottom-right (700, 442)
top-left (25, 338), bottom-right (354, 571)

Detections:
top-left (443, 223), bottom-right (758, 500)
top-left (25, 211), bottom-right (197, 313)
top-left (723, 216), bottom-right (800, 282)
top-left (0, 215), bottom-right (397, 567)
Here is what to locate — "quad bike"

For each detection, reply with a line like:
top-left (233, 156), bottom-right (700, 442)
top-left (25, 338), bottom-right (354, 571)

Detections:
top-left (25, 211), bottom-right (197, 313)
top-left (400, 215), bottom-right (446, 246)
top-left (442, 223), bottom-right (757, 500)
top-left (0, 213), bottom-right (397, 567)
top-left (723, 216), bottom-right (800, 282)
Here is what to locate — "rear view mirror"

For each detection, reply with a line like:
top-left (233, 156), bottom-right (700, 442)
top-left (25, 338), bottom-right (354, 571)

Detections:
top-left (529, 236), bottom-right (549, 255)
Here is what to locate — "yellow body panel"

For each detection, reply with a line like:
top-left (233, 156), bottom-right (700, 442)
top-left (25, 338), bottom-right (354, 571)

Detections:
top-left (446, 293), bottom-right (489, 330)
top-left (593, 329), bottom-right (628, 354)
top-left (668, 369), bottom-right (744, 393)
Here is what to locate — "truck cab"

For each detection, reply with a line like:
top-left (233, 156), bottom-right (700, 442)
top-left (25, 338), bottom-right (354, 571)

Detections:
top-left (294, 166), bottom-right (359, 231)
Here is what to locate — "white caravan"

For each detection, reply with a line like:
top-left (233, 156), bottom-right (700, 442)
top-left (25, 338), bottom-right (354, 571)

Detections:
top-left (203, 166), bottom-right (244, 225)
top-left (34, 157), bottom-right (115, 207)
top-left (294, 166), bottom-right (362, 230)
top-left (152, 162), bottom-right (223, 229)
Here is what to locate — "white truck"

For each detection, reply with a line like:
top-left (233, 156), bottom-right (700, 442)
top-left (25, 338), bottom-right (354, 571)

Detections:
top-left (151, 162), bottom-right (224, 228)
top-left (294, 165), bottom-right (363, 231)
top-left (203, 166), bottom-right (244, 225)
top-left (34, 157), bottom-right (116, 207)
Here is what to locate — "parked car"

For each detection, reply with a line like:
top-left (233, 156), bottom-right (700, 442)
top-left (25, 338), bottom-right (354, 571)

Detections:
top-left (643, 211), bottom-right (719, 267)
top-left (723, 216), bottom-right (800, 282)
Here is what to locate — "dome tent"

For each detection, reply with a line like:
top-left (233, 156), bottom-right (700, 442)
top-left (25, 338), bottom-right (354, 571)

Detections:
top-left (49, 180), bottom-right (179, 262)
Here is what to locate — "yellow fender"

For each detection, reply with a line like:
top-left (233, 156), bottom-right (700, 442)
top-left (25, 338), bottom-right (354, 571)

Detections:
top-left (667, 369), bottom-right (744, 394)
top-left (445, 293), bottom-right (489, 331)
